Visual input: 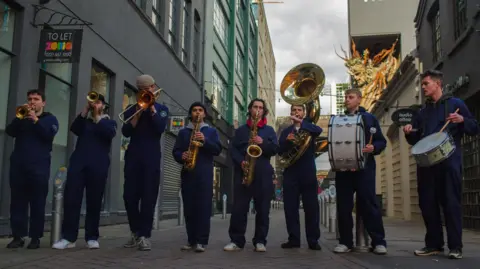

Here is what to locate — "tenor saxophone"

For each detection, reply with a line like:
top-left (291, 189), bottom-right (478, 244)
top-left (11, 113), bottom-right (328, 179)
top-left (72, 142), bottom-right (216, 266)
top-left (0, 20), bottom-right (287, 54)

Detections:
top-left (184, 115), bottom-right (204, 171)
top-left (242, 111), bottom-right (263, 186)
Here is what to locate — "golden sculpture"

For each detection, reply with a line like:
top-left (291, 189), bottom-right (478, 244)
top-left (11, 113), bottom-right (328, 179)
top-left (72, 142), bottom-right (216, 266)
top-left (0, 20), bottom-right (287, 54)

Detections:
top-left (336, 38), bottom-right (400, 111)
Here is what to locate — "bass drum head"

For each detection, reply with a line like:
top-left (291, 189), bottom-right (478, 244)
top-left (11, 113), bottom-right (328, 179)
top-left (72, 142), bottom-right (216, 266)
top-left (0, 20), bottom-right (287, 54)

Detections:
top-left (356, 115), bottom-right (366, 170)
top-left (411, 132), bottom-right (449, 155)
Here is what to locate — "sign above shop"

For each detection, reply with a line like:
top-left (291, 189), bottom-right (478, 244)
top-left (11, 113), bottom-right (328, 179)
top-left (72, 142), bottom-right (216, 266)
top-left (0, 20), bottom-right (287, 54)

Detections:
top-left (169, 116), bottom-right (185, 133)
top-left (37, 29), bottom-right (83, 63)
top-left (391, 108), bottom-right (418, 126)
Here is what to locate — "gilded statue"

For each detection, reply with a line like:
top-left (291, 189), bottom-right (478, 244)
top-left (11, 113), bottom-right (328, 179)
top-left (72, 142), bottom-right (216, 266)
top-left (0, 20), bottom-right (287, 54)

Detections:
top-left (335, 38), bottom-right (400, 111)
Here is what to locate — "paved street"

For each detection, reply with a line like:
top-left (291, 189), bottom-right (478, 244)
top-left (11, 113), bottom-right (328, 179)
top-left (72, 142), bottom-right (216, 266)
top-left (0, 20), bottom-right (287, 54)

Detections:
top-left (0, 210), bottom-right (479, 268)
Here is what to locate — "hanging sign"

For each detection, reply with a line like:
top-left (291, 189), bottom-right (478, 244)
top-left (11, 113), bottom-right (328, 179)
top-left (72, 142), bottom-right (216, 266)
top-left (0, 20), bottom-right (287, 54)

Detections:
top-left (37, 29), bottom-right (83, 63)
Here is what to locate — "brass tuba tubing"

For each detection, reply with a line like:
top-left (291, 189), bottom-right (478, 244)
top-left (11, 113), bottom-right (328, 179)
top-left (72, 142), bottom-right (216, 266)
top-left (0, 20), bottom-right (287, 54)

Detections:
top-left (118, 88), bottom-right (163, 124)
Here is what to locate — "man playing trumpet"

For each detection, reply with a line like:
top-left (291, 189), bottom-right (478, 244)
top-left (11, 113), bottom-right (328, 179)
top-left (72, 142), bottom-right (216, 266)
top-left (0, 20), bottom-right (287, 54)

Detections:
top-left (278, 104), bottom-right (322, 250)
top-left (52, 92), bottom-right (116, 250)
top-left (172, 102), bottom-right (222, 252)
top-left (6, 89), bottom-right (59, 249)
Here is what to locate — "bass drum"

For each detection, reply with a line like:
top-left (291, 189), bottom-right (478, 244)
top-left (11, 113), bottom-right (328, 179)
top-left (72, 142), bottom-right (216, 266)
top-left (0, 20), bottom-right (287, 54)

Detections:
top-left (328, 114), bottom-right (366, 171)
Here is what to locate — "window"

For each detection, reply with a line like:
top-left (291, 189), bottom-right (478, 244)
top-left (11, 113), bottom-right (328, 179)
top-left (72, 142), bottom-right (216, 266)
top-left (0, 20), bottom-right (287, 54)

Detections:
top-left (120, 84), bottom-right (137, 206)
top-left (249, 72), bottom-right (255, 98)
top-left (0, 1), bottom-right (15, 133)
top-left (193, 12), bottom-right (201, 80)
top-left (134, 0), bottom-right (146, 11)
top-left (454, 0), bottom-right (467, 39)
top-left (235, 44), bottom-right (244, 78)
top-left (233, 98), bottom-right (243, 129)
top-left (168, 0), bottom-right (177, 48)
top-left (212, 68), bottom-right (227, 117)
top-left (152, 0), bottom-right (164, 33)
top-left (38, 69), bottom-right (73, 214)
top-left (90, 62), bottom-right (111, 102)
top-left (431, 9), bottom-right (442, 62)
top-left (181, 0), bottom-right (191, 65)
top-left (213, 0), bottom-right (228, 45)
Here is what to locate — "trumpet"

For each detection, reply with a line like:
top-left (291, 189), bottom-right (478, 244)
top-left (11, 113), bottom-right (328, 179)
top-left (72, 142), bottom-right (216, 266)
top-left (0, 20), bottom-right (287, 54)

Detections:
top-left (87, 91), bottom-right (99, 103)
top-left (118, 88), bottom-right (162, 124)
top-left (16, 105), bottom-right (33, 119)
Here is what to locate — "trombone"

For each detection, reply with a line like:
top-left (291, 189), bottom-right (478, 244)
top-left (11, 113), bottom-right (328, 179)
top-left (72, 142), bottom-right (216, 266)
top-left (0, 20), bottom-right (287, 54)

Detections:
top-left (118, 88), bottom-right (162, 124)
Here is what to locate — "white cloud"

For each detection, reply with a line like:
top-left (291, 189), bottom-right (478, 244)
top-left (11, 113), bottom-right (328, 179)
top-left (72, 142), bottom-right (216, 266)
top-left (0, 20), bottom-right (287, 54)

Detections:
top-left (264, 0), bottom-right (349, 117)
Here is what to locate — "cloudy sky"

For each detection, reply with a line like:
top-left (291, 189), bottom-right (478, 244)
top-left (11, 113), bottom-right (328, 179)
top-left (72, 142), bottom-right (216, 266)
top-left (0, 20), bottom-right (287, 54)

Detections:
top-left (264, 0), bottom-right (349, 117)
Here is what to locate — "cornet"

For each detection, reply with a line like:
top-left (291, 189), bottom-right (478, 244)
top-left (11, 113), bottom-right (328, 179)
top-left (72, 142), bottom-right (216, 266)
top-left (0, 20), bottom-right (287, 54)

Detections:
top-left (118, 88), bottom-right (162, 124)
top-left (87, 91), bottom-right (99, 103)
top-left (16, 104), bottom-right (33, 119)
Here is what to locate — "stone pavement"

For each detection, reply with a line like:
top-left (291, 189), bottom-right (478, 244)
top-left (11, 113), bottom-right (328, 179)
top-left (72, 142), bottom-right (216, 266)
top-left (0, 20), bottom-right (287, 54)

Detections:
top-left (0, 210), bottom-right (479, 268)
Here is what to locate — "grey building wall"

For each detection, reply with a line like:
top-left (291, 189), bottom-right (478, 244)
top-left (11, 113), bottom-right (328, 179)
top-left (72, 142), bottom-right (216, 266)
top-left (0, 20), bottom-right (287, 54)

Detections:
top-left (0, 0), bottom-right (206, 235)
top-left (414, 0), bottom-right (479, 100)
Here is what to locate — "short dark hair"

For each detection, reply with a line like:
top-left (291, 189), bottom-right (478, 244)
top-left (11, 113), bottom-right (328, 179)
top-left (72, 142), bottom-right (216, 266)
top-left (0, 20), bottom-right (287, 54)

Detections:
top-left (247, 98), bottom-right (269, 117)
top-left (345, 88), bottom-right (362, 98)
top-left (290, 104), bottom-right (305, 111)
top-left (27, 89), bottom-right (46, 101)
top-left (420, 69), bottom-right (443, 82)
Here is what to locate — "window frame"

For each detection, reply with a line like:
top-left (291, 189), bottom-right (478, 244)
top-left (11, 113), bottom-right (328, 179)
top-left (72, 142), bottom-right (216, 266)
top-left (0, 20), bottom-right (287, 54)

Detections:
top-left (430, 8), bottom-right (442, 63)
top-left (453, 0), bottom-right (467, 39)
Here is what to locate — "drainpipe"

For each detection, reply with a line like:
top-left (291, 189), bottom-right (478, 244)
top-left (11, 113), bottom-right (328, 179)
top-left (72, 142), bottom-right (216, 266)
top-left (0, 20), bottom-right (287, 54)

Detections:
top-left (200, 0), bottom-right (207, 105)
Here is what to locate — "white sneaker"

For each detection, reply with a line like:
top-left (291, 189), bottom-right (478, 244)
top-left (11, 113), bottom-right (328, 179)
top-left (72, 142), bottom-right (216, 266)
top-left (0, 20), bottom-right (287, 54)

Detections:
top-left (373, 245), bottom-right (387, 255)
top-left (223, 242), bottom-right (242, 251)
top-left (333, 244), bottom-right (351, 253)
top-left (254, 243), bottom-right (266, 252)
top-left (87, 240), bottom-right (100, 249)
top-left (52, 239), bottom-right (76, 249)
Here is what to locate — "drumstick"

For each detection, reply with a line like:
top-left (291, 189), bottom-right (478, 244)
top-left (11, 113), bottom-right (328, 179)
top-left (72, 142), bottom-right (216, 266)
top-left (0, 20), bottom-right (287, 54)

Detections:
top-left (368, 127), bottom-right (377, 145)
top-left (439, 108), bottom-right (460, 133)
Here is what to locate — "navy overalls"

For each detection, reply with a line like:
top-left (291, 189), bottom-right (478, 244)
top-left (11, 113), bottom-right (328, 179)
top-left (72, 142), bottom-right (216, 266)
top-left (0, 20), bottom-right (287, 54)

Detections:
top-left (278, 120), bottom-right (323, 246)
top-left (336, 107), bottom-right (387, 249)
top-left (5, 112), bottom-right (59, 239)
top-left (228, 121), bottom-right (278, 248)
top-left (121, 103), bottom-right (169, 238)
top-left (172, 122), bottom-right (222, 246)
top-left (61, 114), bottom-right (117, 242)
top-left (405, 96), bottom-right (479, 250)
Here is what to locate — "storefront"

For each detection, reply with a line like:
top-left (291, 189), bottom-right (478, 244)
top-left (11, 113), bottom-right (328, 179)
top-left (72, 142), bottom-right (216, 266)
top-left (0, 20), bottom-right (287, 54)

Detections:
top-left (0, 0), bottom-right (207, 235)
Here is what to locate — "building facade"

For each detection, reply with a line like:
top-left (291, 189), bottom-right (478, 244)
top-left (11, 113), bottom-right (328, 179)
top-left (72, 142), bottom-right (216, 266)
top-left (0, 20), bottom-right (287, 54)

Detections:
top-left (0, 0), bottom-right (207, 235)
top-left (252, 0), bottom-right (276, 168)
top-left (203, 0), bottom-right (259, 211)
top-left (335, 83), bottom-right (349, 115)
top-left (415, 0), bottom-right (480, 230)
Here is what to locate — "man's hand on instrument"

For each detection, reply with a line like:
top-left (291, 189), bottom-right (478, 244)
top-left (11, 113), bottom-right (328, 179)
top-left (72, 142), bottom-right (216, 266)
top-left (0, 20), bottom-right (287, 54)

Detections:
top-left (241, 161), bottom-right (248, 172)
top-left (182, 151), bottom-right (190, 161)
top-left (447, 112), bottom-right (464, 123)
top-left (194, 132), bottom-right (204, 141)
top-left (253, 136), bottom-right (263, 144)
top-left (286, 133), bottom-right (296, 141)
top-left (403, 124), bottom-right (413, 134)
top-left (26, 108), bottom-right (38, 123)
top-left (289, 115), bottom-right (302, 124)
top-left (82, 103), bottom-right (91, 117)
top-left (150, 105), bottom-right (157, 115)
top-left (362, 144), bottom-right (374, 153)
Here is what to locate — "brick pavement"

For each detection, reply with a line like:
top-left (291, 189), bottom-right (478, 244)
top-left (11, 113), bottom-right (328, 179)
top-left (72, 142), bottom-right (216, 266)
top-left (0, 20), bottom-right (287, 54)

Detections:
top-left (1, 211), bottom-right (480, 268)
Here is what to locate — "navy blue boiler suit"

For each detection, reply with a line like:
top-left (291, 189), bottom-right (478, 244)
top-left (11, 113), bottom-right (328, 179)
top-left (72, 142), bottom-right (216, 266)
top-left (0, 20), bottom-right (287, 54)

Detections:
top-left (6, 112), bottom-right (59, 239)
top-left (228, 122), bottom-right (278, 248)
top-left (336, 107), bottom-right (387, 249)
top-left (278, 120), bottom-right (323, 246)
top-left (121, 103), bottom-right (169, 238)
top-left (405, 96), bottom-right (479, 250)
top-left (62, 114), bottom-right (117, 242)
top-left (172, 123), bottom-right (222, 245)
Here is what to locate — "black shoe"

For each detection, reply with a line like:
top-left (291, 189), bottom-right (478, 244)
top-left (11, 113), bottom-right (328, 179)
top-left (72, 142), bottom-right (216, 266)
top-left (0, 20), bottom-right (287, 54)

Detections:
top-left (6, 238), bottom-right (25, 249)
top-left (414, 247), bottom-right (444, 256)
top-left (448, 249), bottom-right (463, 259)
top-left (281, 241), bottom-right (300, 249)
top-left (27, 238), bottom-right (40, 249)
top-left (308, 243), bottom-right (322, 250)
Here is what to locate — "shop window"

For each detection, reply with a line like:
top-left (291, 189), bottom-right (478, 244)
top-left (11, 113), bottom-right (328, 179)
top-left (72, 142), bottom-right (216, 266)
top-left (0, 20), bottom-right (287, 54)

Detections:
top-left (119, 84), bottom-right (137, 209)
top-left (0, 1), bottom-right (15, 134)
top-left (0, 1), bottom-right (15, 51)
top-left (38, 70), bottom-right (72, 214)
top-left (90, 61), bottom-right (111, 103)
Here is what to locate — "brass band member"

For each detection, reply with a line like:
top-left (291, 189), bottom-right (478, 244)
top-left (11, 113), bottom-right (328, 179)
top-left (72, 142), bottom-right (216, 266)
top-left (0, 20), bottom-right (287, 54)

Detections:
top-left (122, 75), bottom-right (169, 251)
top-left (404, 70), bottom-right (479, 259)
top-left (334, 89), bottom-right (387, 254)
top-left (278, 105), bottom-right (322, 250)
top-left (6, 89), bottom-right (59, 249)
top-left (173, 102), bottom-right (222, 252)
top-left (52, 93), bottom-right (116, 250)
top-left (224, 98), bottom-right (278, 252)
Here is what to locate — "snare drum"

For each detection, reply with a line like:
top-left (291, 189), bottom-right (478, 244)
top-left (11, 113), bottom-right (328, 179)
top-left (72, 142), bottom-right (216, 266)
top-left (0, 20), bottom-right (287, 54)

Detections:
top-left (328, 115), bottom-right (366, 171)
top-left (411, 132), bottom-right (456, 167)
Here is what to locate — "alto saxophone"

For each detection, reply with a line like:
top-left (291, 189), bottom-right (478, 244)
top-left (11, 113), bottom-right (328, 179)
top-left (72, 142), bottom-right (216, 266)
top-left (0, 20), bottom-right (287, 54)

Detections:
top-left (242, 111), bottom-right (263, 186)
top-left (184, 115), bottom-right (204, 171)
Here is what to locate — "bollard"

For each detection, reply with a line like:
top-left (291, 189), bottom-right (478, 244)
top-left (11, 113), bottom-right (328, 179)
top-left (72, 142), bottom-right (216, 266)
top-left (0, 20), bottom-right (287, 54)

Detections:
top-left (222, 194), bottom-right (227, 219)
top-left (177, 191), bottom-right (184, 226)
top-left (354, 197), bottom-right (369, 252)
top-left (211, 197), bottom-right (216, 217)
top-left (249, 200), bottom-right (254, 216)
top-left (318, 196), bottom-right (322, 224)
top-left (50, 167), bottom-right (68, 246)
top-left (153, 194), bottom-right (160, 230)
top-left (328, 185), bottom-right (337, 234)
top-left (324, 195), bottom-right (330, 230)
top-left (320, 196), bottom-right (324, 225)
